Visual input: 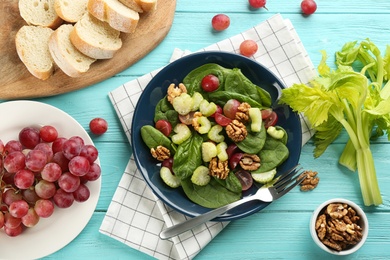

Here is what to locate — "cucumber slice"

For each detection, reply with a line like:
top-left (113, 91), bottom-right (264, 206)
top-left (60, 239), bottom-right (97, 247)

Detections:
top-left (201, 141), bottom-right (217, 162)
top-left (208, 124), bottom-right (225, 143)
top-left (249, 107), bottom-right (262, 132)
top-left (171, 123), bottom-right (191, 144)
top-left (251, 168), bottom-right (277, 184)
top-left (191, 165), bottom-right (211, 186)
top-left (160, 167), bottom-right (181, 188)
top-left (172, 93), bottom-right (194, 115)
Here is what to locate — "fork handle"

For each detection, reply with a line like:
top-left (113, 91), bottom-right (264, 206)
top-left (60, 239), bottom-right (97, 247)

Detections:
top-left (159, 196), bottom-right (253, 240)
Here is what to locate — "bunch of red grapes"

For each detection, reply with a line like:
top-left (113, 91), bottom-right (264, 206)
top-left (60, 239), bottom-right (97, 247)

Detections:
top-left (0, 125), bottom-right (101, 237)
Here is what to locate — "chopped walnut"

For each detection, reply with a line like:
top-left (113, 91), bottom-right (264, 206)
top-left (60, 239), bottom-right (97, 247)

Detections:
top-left (299, 170), bottom-right (319, 191)
top-left (315, 203), bottom-right (364, 251)
top-left (191, 112), bottom-right (203, 131)
top-left (239, 153), bottom-right (260, 171)
top-left (235, 102), bottom-right (251, 123)
top-left (150, 145), bottom-right (170, 161)
top-left (167, 83), bottom-right (187, 103)
top-left (209, 157), bottom-right (229, 179)
top-left (226, 119), bottom-right (247, 142)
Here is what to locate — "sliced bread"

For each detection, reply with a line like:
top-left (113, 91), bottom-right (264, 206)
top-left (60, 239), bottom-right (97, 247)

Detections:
top-left (54, 0), bottom-right (88, 23)
top-left (88, 0), bottom-right (139, 33)
top-left (70, 13), bottom-right (122, 59)
top-left (117, 0), bottom-right (143, 13)
top-left (18, 0), bottom-right (63, 29)
top-left (49, 24), bottom-right (96, 77)
top-left (15, 26), bottom-right (54, 80)
top-left (134, 0), bottom-right (157, 12)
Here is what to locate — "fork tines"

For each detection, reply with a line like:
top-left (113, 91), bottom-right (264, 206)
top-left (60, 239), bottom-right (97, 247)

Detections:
top-left (273, 166), bottom-right (305, 191)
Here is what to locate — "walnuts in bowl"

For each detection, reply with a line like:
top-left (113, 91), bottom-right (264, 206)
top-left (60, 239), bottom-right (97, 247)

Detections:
top-left (310, 198), bottom-right (369, 255)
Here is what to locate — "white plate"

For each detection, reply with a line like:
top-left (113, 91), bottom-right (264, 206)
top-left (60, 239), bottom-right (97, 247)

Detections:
top-left (0, 100), bottom-right (101, 259)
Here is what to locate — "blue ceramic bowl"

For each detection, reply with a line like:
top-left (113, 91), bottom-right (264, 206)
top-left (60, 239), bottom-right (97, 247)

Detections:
top-left (131, 51), bottom-right (302, 221)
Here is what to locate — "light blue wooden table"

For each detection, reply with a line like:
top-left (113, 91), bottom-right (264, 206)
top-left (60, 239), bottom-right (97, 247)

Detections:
top-left (2, 0), bottom-right (390, 259)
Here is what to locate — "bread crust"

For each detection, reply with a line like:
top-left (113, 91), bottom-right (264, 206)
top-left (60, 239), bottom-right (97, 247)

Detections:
top-left (70, 14), bottom-right (122, 59)
top-left (134, 0), bottom-right (157, 12)
top-left (49, 24), bottom-right (96, 77)
top-left (88, 0), bottom-right (139, 33)
top-left (118, 0), bottom-right (143, 13)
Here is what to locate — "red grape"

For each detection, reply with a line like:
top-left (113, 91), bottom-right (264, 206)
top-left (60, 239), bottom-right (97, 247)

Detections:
top-left (235, 170), bottom-right (253, 191)
top-left (68, 156), bottom-right (90, 177)
top-left (14, 169), bottom-right (35, 189)
top-left (80, 145), bottom-right (98, 164)
top-left (263, 111), bottom-right (278, 128)
top-left (2, 189), bottom-right (23, 206)
top-left (62, 139), bottom-right (81, 160)
top-left (3, 151), bottom-right (26, 173)
top-left (22, 189), bottom-right (40, 205)
top-left (40, 125), bottom-right (58, 142)
top-left (58, 172), bottom-right (80, 193)
top-left (155, 120), bottom-right (172, 137)
top-left (4, 224), bottom-right (23, 237)
top-left (41, 162), bottom-right (62, 182)
top-left (52, 137), bottom-right (67, 154)
top-left (229, 152), bottom-right (244, 169)
top-left (4, 140), bottom-right (23, 155)
top-left (34, 199), bottom-right (54, 218)
top-left (211, 14), bottom-right (230, 31)
top-left (35, 180), bottom-right (56, 199)
top-left (240, 39), bottom-right (258, 57)
top-left (301, 0), bottom-right (317, 15)
top-left (249, 0), bottom-right (266, 9)
top-left (9, 200), bottom-right (29, 218)
top-left (21, 208), bottom-right (39, 227)
top-left (201, 74), bottom-right (220, 92)
top-left (89, 118), bottom-right (108, 135)
top-left (19, 127), bottom-right (40, 149)
top-left (223, 99), bottom-right (241, 119)
top-left (25, 149), bottom-right (47, 172)
top-left (53, 189), bottom-right (74, 208)
top-left (52, 152), bottom-right (70, 172)
top-left (73, 184), bottom-right (90, 202)
top-left (214, 113), bottom-right (232, 127)
top-left (82, 163), bottom-right (101, 182)
top-left (34, 143), bottom-right (54, 162)
top-left (4, 212), bottom-right (22, 229)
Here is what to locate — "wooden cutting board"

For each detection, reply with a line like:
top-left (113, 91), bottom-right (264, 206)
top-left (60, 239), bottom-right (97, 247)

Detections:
top-left (0, 0), bottom-right (176, 100)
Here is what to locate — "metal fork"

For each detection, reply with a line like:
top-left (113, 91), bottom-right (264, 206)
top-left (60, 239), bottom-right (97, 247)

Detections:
top-left (159, 165), bottom-right (306, 240)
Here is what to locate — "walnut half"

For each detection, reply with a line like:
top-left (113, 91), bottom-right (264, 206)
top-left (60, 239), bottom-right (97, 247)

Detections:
top-left (209, 157), bottom-right (229, 180)
top-left (239, 153), bottom-right (260, 171)
top-left (226, 119), bottom-right (247, 142)
top-left (151, 145), bottom-right (170, 161)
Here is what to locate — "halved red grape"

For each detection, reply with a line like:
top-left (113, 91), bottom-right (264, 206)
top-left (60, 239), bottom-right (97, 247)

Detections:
top-left (178, 112), bottom-right (195, 125)
top-left (214, 113), bottom-right (232, 127)
top-left (263, 111), bottom-right (278, 128)
top-left (229, 152), bottom-right (244, 169)
top-left (235, 170), bottom-right (253, 191)
top-left (155, 120), bottom-right (172, 137)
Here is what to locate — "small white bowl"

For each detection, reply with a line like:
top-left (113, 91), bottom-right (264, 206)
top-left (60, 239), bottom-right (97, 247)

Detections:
top-left (310, 198), bottom-right (369, 255)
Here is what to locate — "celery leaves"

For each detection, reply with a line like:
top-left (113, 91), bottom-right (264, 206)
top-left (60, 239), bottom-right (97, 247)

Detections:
top-left (280, 39), bottom-right (390, 206)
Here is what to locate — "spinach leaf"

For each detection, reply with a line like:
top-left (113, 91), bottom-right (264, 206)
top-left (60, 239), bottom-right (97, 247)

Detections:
top-left (225, 68), bottom-right (272, 107)
top-left (208, 91), bottom-right (263, 108)
top-left (181, 178), bottom-right (241, 208)
top-left (236, 123), bottom-right (267, 154)
top-left (154, 97), bottom-right (179, 127)
top-left (213, 171), bottom-right (242, 193)
top-left (254, 135), bottom-right (289, 172)
top-left (140, 125), bottom-right (175, 154)
top-left (183, 63), bottom-right (230, 95)
top-left (172, 133), bottom-right (203, 180)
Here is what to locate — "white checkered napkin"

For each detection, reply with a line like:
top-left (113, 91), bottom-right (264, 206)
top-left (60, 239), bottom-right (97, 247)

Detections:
top-left (100, 14), bottom-right (316, 260)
